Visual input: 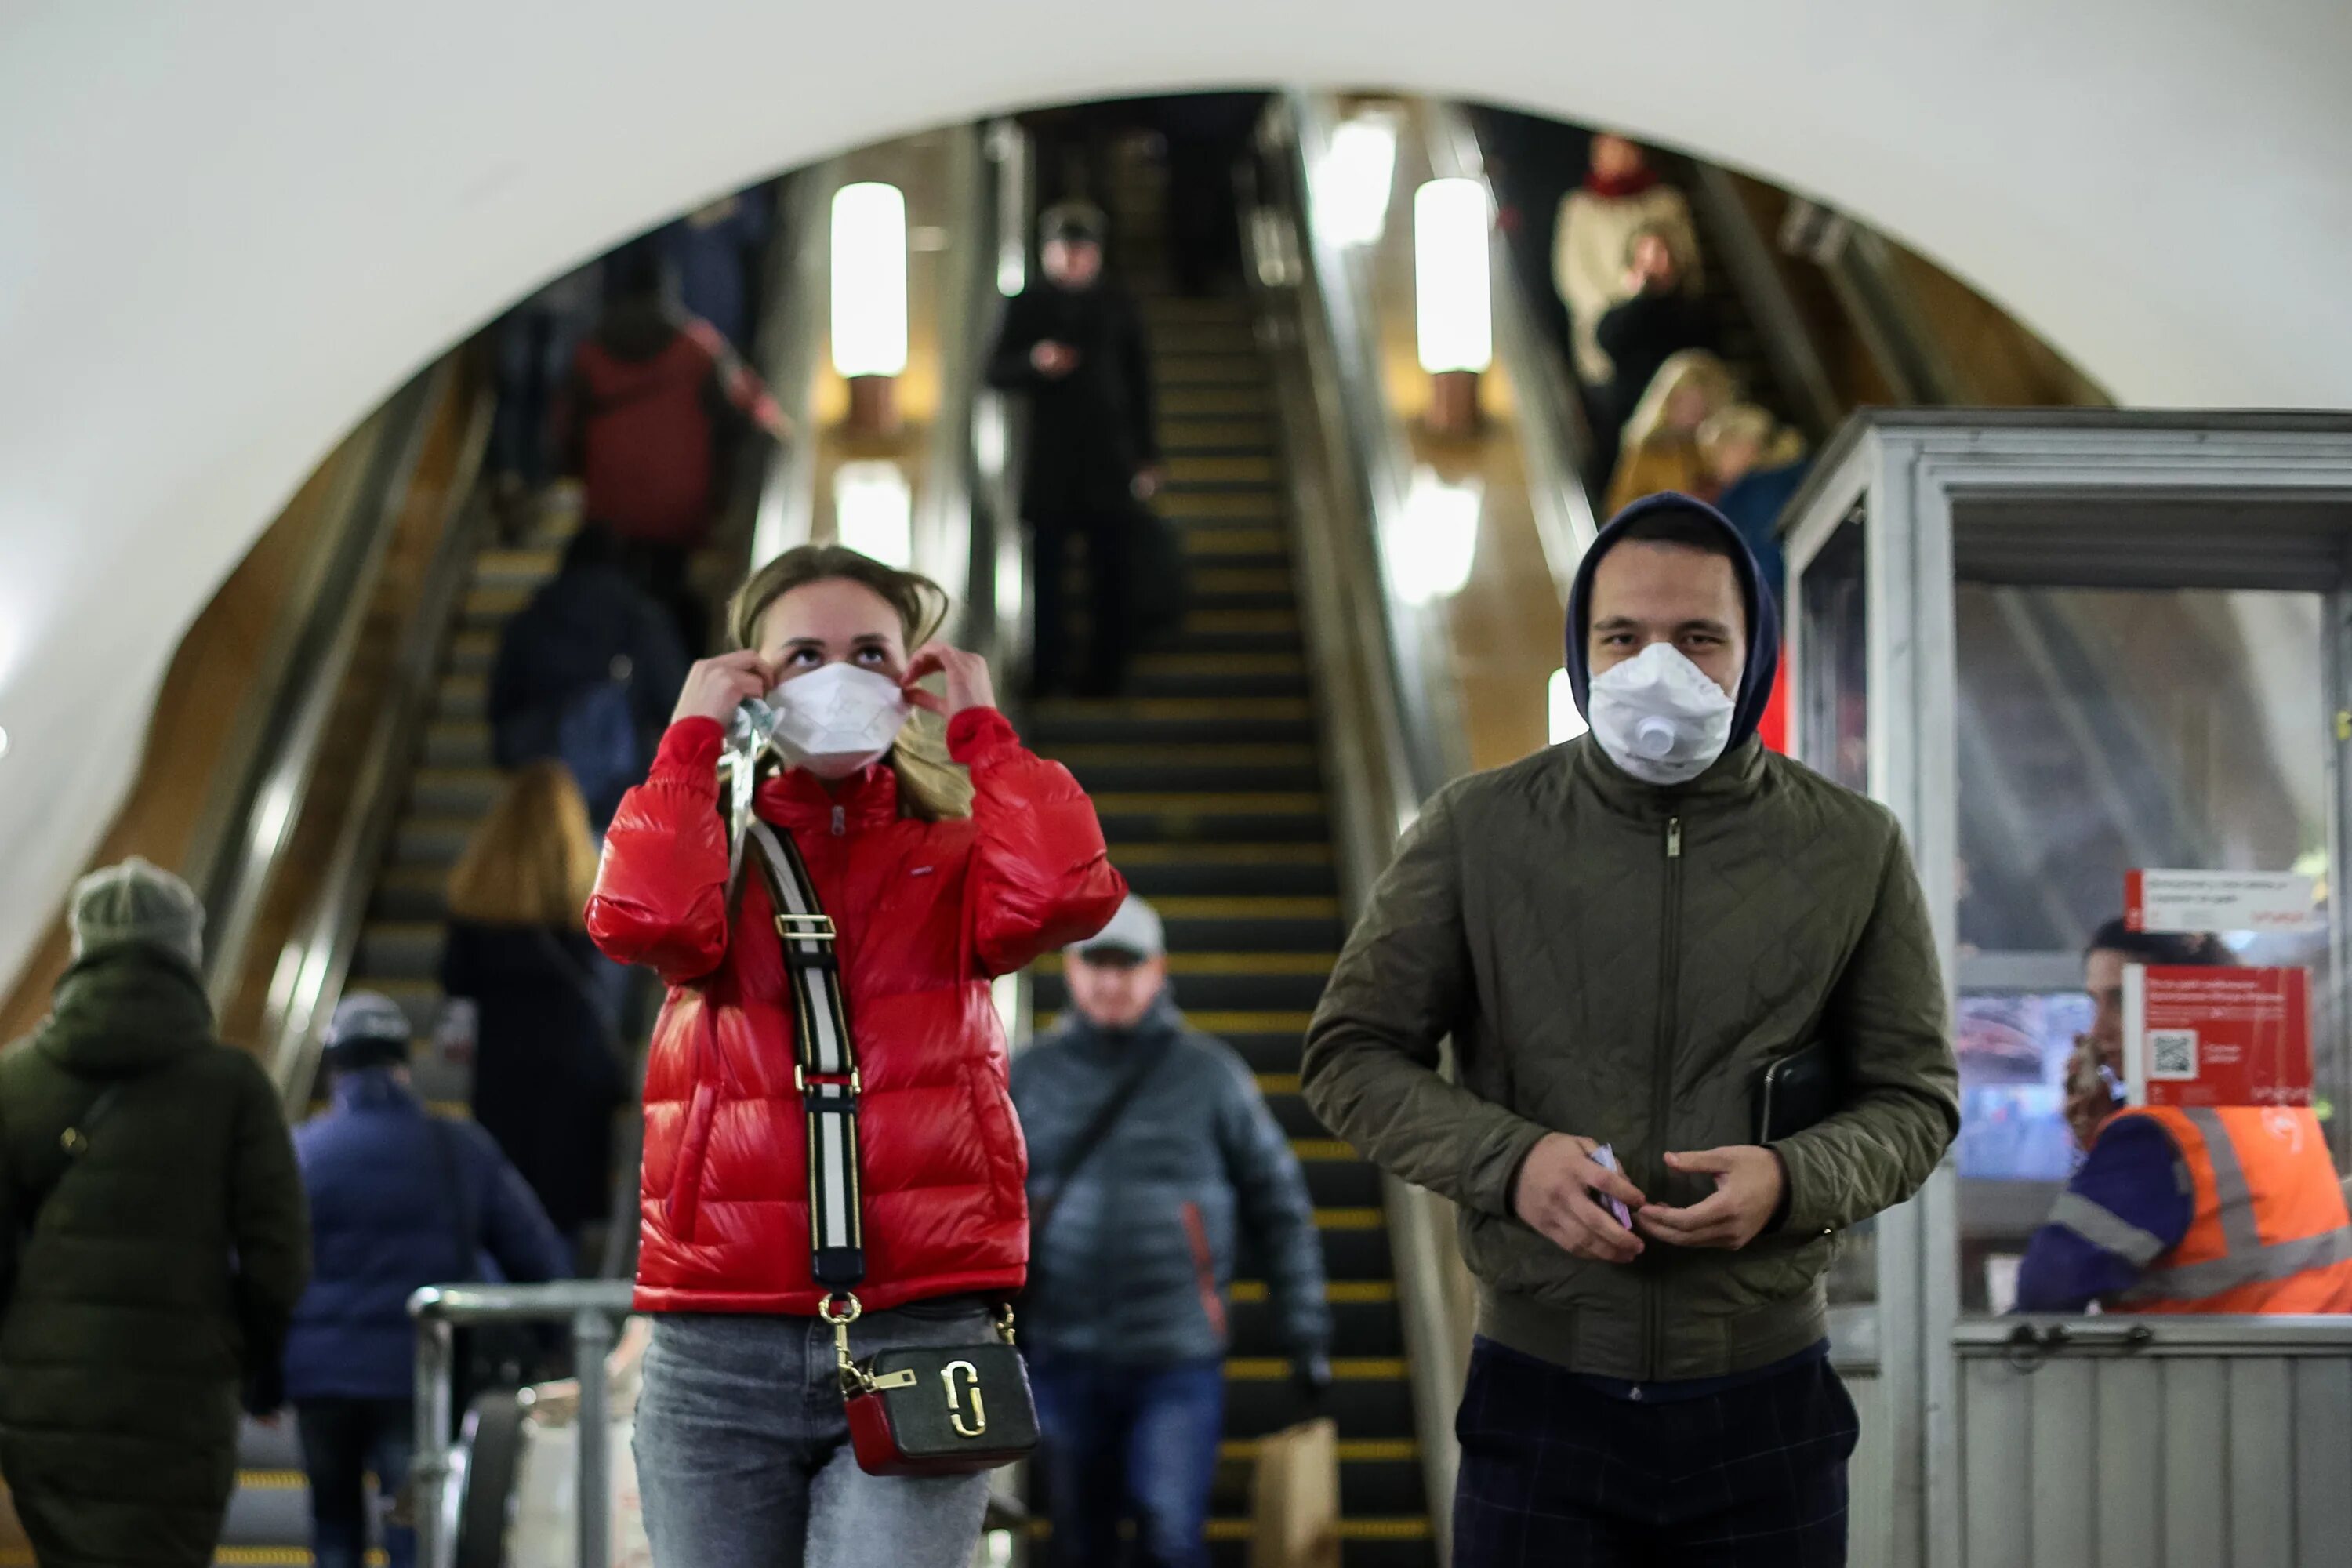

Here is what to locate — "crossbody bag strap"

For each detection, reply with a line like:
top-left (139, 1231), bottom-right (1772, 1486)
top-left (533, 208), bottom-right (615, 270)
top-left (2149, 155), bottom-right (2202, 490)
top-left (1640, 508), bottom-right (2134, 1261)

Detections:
top-left (745, 819), bottom-right (866, 1296)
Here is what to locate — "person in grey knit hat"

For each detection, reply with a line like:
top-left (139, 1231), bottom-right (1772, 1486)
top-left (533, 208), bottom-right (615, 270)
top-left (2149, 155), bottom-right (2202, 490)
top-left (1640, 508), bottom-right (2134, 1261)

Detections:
top-left (2, 856), bottom-right (309, 1566)
top-left (68, 853), bottom-right (206, 971)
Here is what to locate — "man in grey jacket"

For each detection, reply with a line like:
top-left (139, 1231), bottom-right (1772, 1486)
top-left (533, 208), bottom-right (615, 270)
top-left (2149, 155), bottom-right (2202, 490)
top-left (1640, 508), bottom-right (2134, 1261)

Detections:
top-left (1013, 895), bottom-right (1330, 1568)
top-left (1302, 495), bottom-right (1958, 1567)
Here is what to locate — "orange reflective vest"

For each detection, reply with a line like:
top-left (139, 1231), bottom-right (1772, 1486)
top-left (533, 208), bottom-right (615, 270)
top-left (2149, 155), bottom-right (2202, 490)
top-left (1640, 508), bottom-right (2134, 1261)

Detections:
top-left (2079, 1106), bottom-right (2352, 1314)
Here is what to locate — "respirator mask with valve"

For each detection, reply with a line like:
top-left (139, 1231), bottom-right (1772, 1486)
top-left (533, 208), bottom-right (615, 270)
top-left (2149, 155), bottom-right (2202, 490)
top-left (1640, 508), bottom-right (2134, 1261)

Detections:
top-left (1584, 641), bottom-right (1735, 786)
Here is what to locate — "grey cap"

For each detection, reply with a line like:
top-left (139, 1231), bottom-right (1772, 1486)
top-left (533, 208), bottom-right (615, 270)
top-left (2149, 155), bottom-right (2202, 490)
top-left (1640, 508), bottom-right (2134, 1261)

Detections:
top-left (325, 991), bottom-right (414, 1060)
top-left (69, 856), bottom-right (205, 971)
top-left (1072, 894), bottom-right (1165, 962)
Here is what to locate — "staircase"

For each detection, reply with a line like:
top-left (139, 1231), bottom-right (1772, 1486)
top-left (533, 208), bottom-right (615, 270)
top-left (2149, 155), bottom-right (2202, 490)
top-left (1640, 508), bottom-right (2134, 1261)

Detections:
top-left (217, 512), bottom-right (575, 1567)
top-left (1026, 139), bottom-right (1434, 1567)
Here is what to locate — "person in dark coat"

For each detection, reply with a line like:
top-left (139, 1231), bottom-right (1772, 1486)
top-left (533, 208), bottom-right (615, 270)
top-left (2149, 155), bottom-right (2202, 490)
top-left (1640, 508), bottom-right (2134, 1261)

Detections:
top-left (985, 202), bottom-right (1161, 697)
top-left (1151, 93), bottom-right (1266, 296)
top-left (488, 522), bottom-right (691, 829)
top-left (656, 184), bottom-right (775, 354)
top-left (1592, 224), bottom-right (1719, 473)
top-left (285, 993), bottom-right (570, 1568)
top-left (0, 858), bottom-right (310, 1568)
top-left (1011, 897), bottom-right (1330, 1568)
top-left (440, 762), bottom-right (631, 1254)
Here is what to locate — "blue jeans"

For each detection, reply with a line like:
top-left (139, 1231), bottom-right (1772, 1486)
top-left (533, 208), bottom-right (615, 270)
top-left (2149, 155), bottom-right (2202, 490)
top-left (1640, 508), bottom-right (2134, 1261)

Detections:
top-left (1029, 1356), bottom-right (1225, 1568)
top-left (633, 1305), bottom-right (996, 1568)
top-left (295, 1398), bottom-right (415, 1568)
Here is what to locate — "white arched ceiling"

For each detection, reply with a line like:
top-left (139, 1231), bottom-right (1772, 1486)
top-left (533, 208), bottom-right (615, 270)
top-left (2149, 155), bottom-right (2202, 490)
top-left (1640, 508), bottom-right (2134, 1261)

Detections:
top-left (3, 0), bottom-right (2350, 987)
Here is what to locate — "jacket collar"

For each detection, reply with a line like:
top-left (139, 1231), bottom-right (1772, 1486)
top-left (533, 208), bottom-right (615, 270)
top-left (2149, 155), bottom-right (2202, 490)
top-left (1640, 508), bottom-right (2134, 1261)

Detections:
top-left (755, 759), bottom-right (900, 833)
top-left (332, 1066), bottom-right (425, 1114)
top-left (38, 946), bottom-right (213, 1074)
top-left (1566, 733), bottom-right (1769, 820)
top-left (1054, 989), bottom-right (1185, 1062)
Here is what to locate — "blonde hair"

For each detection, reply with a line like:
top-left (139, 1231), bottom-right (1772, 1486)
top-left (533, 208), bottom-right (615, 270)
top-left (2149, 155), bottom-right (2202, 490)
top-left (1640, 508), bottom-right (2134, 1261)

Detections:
top-left (1621, 350), bottom-right (1739, 449)
top-left (446, 762), bottom-right (601, 927)
top-left (1697, 403), bottom-right (1807, 470)
top-left (727, 544), bottom-right (975, 822)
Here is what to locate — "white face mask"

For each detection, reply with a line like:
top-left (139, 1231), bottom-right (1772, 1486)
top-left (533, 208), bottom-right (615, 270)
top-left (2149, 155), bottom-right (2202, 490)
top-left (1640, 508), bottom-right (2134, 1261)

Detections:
top-left (1585, 641), bottom-right (1736, 786)
top-left (749, 662), bottom-right (910, 779)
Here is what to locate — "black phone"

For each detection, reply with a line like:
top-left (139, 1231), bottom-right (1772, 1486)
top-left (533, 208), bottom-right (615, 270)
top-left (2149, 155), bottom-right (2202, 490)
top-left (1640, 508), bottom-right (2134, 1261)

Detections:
top-left (1752, 1041), bottom-right (1844, 1144)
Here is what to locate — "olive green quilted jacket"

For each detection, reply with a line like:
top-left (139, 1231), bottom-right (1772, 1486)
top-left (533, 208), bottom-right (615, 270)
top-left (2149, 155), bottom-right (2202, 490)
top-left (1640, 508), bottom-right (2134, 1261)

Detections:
top-left (1302, 736), bottom-right (1958, 1381)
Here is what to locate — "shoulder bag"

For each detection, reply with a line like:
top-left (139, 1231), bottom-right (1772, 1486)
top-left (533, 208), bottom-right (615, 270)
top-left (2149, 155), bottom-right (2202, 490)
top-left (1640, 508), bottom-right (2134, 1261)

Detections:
top-left (743, 820), bottom-right (1040, 1477)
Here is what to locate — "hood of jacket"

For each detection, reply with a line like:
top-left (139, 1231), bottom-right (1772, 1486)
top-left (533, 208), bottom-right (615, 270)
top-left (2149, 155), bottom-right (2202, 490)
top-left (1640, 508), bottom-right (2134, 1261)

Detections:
top-left (37, 945), bottom-right (215, 1076)
top-left (1563, 492), bottom-right (1780, 754)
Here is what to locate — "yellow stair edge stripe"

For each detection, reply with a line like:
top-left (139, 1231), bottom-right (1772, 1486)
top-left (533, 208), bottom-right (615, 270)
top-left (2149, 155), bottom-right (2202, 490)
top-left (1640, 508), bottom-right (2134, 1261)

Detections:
top-left (1221, 1438), bottom-right (1420, 1462)
top-left (1100, 842), bottom-right (1332, 866)
top-left (1036, 951), bottom-right (1334, 976)
top-left (1313, 1207), bottom-right (1386, 1231)
top-left (1040, 697), bottom-right (1309, 720)
top-left (1289, 1138), bottom-right (1358, 1160)
top-left (1257, 1073), bottom-right (1301, 1095)
top-left (1091, 792), bottom-right (1323, 813)
top-left (1230, 1279), bottom-right (1396, 1304)
top-left (1027, 1519), bottom-right (1431, 1542)
top-left (1036, 1011), bottom-right (1316, 1035)
top-left (1225, 1356), bottom-right (1403, 1381)
top-left (1146, 897), bottom-right (1338, 917)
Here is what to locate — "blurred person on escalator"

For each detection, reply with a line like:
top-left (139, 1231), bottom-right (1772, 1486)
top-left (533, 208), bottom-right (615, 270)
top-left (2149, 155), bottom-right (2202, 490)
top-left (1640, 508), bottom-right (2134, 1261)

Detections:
top-left (488, 521), bottom-right (691, 832)
top-left (985, 201), bottom-right (1162, 699)
top-left (1011, 895), bottom-right (1330, 1568)
top-left (441, 764), bottom-right (633, 1261)
top-left (1555, 134), bottom-right (1704, 393)
top-left (0, 858), bottom-right (310, 1568)
top-left (656, 185), bottom-right (775, 356)
top-left (587, 544), bottom-right (1125, 1568)
top-left (558, 238), bottom-right (793, 655)
top-left (1603, 349), bottom-right (1738, 515)
top-left (1699, 404), bottom-right (1809, 607)
top-left (1592, 225), bottom-right (1719, 476)
top-left (1304, 497), bottom-right (1959, 1566)
top-left (284, 993), bottom-right (569, 1568)
top-left (1152, 93), bottom-right (1266, 297)
top-left (2016, 921), bottom-right (2352, 1314)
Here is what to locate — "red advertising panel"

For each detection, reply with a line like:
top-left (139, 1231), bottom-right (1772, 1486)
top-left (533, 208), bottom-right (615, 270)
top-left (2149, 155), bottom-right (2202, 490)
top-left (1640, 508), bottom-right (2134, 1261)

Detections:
top-left (2122, 964), bottom-right (2312, 1109)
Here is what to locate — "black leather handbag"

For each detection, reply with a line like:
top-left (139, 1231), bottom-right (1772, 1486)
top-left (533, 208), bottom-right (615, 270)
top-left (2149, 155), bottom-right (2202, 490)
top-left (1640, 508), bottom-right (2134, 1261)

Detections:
top-left (1751, 1039), bottom-right (1845, 1144)
top-left (743, 820), bottom-right (1040, 1477)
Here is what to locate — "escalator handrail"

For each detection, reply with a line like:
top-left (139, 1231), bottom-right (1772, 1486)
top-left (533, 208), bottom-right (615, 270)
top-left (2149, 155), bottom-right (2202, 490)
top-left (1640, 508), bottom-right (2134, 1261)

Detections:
top-left (192, 365), bottom-right (446, 1012)
top-left (747, 164), bottom-right (839, 570)
top-left (262, 377), bottom-right (495, 1112)
top-left (1685, 162), bottom-right (1850, 439)
top-left (1427, 100), bottom-right (1603, 590)
top-left (1256, 88), bottom-right (1481, 1563)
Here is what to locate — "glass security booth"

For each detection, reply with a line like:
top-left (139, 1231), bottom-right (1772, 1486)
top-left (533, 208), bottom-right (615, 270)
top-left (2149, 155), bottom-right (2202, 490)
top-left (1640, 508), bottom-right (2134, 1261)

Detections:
top-left (1782, 412), bottom-right (2352, 1568)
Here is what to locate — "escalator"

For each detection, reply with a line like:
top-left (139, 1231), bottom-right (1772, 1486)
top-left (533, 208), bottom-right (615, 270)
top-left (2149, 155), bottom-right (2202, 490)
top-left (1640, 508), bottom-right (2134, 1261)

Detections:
top-left (1021, 139), bottom-right (1432, 1568)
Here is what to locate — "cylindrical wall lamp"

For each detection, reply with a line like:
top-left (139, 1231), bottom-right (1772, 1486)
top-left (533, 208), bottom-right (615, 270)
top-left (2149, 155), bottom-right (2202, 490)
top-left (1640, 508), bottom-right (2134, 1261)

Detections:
top-left (833, 459), bottom-right (914, 568)
top-left (832, 181), bottom-right (909, 434)
top-left (1414, 176), bottom-right (1492, 438)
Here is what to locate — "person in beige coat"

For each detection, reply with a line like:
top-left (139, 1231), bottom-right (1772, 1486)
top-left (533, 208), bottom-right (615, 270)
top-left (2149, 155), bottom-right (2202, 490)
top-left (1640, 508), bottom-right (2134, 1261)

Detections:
top-left (1553, 134), bottom-right (1704, 388)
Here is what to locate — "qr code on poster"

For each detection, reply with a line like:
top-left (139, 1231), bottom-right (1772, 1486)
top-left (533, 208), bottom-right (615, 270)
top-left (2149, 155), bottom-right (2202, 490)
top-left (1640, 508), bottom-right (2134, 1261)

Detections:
top-left (2149, 1029), bottom-right (2198, 1080)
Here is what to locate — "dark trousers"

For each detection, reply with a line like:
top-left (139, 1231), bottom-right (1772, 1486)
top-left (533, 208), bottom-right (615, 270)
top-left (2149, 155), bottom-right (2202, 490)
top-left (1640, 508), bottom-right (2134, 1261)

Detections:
top-left (296, 1397), bottom-right (417, 1568)
top-left (1030, 1356), bottom-right (1226, 1568)
top-left (1031, 510), bottom-right (1135, 696)
top-left (1454, 1338), bottom-right (1859, 1568)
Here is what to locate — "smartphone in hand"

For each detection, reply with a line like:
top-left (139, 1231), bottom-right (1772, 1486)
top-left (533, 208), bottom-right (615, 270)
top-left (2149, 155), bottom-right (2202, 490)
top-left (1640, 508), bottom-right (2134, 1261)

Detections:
top-left (1589, 1143), bottom-right (1635, 1230)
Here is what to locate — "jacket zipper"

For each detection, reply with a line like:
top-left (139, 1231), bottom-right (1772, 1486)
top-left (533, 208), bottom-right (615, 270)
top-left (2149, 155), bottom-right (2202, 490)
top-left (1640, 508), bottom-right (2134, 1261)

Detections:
top-left (831, 805), bottom-right (846, 837)
top-left (1649, 811), bottom-right (1683, 1381)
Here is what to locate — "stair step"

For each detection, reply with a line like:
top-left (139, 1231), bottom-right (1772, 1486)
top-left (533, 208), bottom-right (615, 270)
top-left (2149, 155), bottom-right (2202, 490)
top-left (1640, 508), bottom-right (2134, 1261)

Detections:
top-left (1163, 455), bottom-right (1279, 488)
top-left (409, 767), bottom-right (503, 816)
top-left (1178, 525), bottom-right (1288, 561)
top-left (1158, 387), bottom-right (1271, 419)
top-left (1105, 843), bottom-right (1338, 897)
top-left (423, 721), bottom-right (492, 769)
top-left (446, 629), bottom-right (499, 676)
top-left (1160, 418), bottom-right (1272, 453)
top-left (1091, 790), bottom-right (1327, 845)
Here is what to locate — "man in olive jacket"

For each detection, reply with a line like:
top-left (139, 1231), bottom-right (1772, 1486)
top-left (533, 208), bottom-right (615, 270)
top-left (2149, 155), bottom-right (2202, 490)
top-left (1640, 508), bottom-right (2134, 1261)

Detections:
top-left (0, 858), bottom-right (310, 1567)
top-left (1302, 495), bottom-right (1958, 1566)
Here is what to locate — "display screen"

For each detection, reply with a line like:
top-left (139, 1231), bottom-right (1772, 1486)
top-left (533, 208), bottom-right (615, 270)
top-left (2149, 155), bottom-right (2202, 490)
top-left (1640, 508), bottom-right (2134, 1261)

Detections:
top-left (1955, 990), bottom-right (2095, 1181)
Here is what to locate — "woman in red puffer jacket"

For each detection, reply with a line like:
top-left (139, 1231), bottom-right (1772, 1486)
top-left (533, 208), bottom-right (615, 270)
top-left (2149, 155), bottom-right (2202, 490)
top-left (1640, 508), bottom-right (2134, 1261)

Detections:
top-left (586, 543), bottom-right (1125, 1568)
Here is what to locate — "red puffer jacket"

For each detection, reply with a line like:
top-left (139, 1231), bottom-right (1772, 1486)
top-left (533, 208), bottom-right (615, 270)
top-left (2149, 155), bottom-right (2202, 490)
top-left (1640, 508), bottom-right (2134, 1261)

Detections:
top-left (586, 709), bottom-right (1126, 1315)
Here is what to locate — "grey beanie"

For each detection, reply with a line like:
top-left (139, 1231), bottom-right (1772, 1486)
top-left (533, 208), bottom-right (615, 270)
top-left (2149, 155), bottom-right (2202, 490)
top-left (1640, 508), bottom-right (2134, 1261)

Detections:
top-left (323, 991), bottom-right (414, 1069)
top-left (69, 856), bottom-right (205, 971)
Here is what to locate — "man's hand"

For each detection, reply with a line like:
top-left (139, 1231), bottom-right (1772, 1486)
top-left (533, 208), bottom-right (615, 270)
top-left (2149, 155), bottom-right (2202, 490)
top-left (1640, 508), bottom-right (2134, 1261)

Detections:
top-left (1512, 1133), bottom-right (1647, 1263)
top-left (1292, 1351), bottom-right (1333, 1406)
top-left (672, 650), bottom-right (776, 725)
top-left (902, 642), bottom-right (996, 720)
top-left (1131, 466), bottom-right (1164, 503)
top-left (1031, 340), bottom-right (1080, 378)
top-left (1635, 1146), bottom-right (1784, 1250)
top-left (2063, 1033), bottom-right (2122, 1152)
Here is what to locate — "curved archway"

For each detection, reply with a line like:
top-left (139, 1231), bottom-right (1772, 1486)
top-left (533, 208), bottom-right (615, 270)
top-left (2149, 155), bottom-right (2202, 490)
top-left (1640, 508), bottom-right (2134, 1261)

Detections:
top-left (3, 0), bottom-right (2349, 981)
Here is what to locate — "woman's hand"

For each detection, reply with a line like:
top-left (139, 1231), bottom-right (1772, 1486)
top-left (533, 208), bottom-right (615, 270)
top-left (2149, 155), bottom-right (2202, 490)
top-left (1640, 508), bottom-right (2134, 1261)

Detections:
top-left (902, 642), bottom-right (996, 720)
top-left (671, 651), bottom-right (775, 725)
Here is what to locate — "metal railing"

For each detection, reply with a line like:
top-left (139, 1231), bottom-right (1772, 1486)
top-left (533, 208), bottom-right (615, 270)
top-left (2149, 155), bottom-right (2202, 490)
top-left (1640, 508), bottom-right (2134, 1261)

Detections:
top-left (194, 363), bottom-right (449, 1011)
top-left (260, 376), bottom-right (495, 1112)
top-left (1248, 89), bottom-right (1479, 1562)
top-left (411, 1281), bottom-right (636, 1568)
